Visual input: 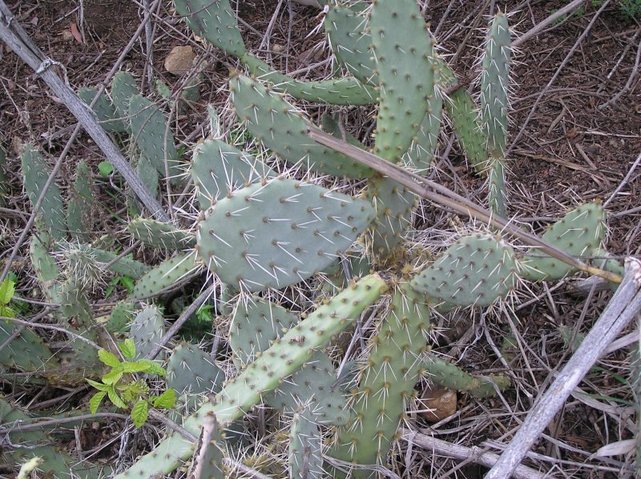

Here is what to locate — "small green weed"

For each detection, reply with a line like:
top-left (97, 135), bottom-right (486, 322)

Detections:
top-left (88, 338), bottom-right (176, 428)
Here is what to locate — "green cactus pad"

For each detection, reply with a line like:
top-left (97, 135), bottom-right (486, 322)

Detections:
top-left (230, 75), bottom-right (374, 178)
top-left (197, 177), bottom-right (375, 292)
top-left (411, 233), bottom-right (517, 307)
top-left (230, 297), bottom-right (298, 365)
top-left (191, 138), bottom-right (274, 209)
top-left (88, 247), bottom-right (150, 280)
top-left (0, 320), bottom-right (55, 372)
top-left (21, 145), bottom-right (66, 240)
top-left (128, 94), bottom-right (182, 181)
top-left (130, 305), bottom-right (165, 359)
top-left (110, 71), bottom-right (139, 119)
top-left (520, 202), bottom-right (606, 281)
top-left (369, 0), bottom-right (435, 163)
top-left (367, 177), bottom-right (415, 258)
top-left (481, 13), bottom-right (511, 157)
top-left (425, 354), bottom-right (510, 399)
top-left (231, 297), bottom-right (348, 425)
top-left (127, 218), bottom-right (195, 250)
top-left (167, 342), bottom-right (224, 396)
top-left (404, 92), bottom-right (443, 172)
top-left (439, 60), bottom-right (489, 174)
top-left (135, 155), bottom-right (160, 200)
top-left (66, 160), bottom-right (94, 242)
top-left (132, 251), bottom-right (201, 300)
top-left (329, 283), bottom-right (431, 473)
top-left (488, 158), bottom-right (507, 217)
top-left (289, 408), bottom-right (324, 479)
top-left (105, 302), bottom-right (134, 333)
top-left (268, 351), bottom-right (349, 426)
top-left (78, 86), bottom-right (127, 133)
top-left (174, 0), bottom-right (246, 58)
top-left (241, 54), bottom-right (377, 106)
top-left (113, 274), bottom-right (387, 479)
top-left (325, 4), bottom-right (378, 86)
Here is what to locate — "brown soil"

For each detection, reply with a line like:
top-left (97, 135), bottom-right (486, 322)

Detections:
top-left (1, 1), bottom-right (640, 478)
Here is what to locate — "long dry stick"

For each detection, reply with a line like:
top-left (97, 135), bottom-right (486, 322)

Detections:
top-left (485, 258), bottom-right (641, 479)
top-left (307, 127), bottom-right (622, 283)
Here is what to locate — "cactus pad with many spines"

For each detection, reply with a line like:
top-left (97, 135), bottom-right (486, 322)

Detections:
top-left (127, 218), bottom-right (196, 250)
top-left (289, 407), bottom-right (324, 479)
top-left (196, 177), bottom-right (375, 292)
top-left (329, 283), bottom-right (431, 475)
top-left (520, 202), bottom-right (606, 281)
top-left (411, 233), bottom-right (518, 308)
top-left (132, 251), bottom-right (201, 300)
top-left (230, 75), bottom-right (374, 178)
top-left (191, 138), bottom-right (274, 209)
top-left (113, 274), bottom-right (387, 478)
top-left (130, 305), bottom-right (165, 359)
top-left (369, 0), bottom-right (436, 163)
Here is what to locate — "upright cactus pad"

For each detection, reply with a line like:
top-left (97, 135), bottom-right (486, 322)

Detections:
top-left (191, 138), bottom-right (274, 209)
top-left (520, 202), bottom-right (606, 281)
top-left (78, 86), bottom-right (127, 133)
top-left (174, 0), bottom-right (246, 58)
top-left (130, 305), bottom-right (165, 359)
top-left (110, 71), bottom-right (139, 119)
top-left (132, 251), bottom-right (200, 300)
top-left (128, 94), bottom-right (182, 181)
top-left (196, 177), bottom-right (375, 292)
top-left (289, 408), bottom-right (324, 479)
top-left (21, 145), bottom-right (66, 240)
top-left (66, 160), bottom-right (94, 242)
top-left (230, 75), bottom-right (374, 178)
top-left (329, 283), bottom-right (431, 474)
top-left (325, 4), bottom-right (378, 86)
top-left (230, 297), bottom-right (348, 425)
top-left (481, 13), bottom-right (511, 157)
top-left (369, 0), bottom-right (435, 163)
top-left (410, 233), bottom-right (518, 308)
top-left (190, 412), bottom-right (226, 479)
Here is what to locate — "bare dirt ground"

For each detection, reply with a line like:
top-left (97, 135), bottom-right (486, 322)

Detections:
top-left (1, 1), bottom-right (641, 478)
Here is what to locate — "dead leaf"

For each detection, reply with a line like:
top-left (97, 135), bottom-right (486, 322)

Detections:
top-left (418, 386), bottom-right (457, 423)
top-left (70, 22), bottom-right (84, 44)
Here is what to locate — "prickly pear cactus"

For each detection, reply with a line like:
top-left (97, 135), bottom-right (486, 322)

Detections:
top-left (130, 305), bottom-right (165, 359)
top-left (196, 177), bottom-right (375, 292)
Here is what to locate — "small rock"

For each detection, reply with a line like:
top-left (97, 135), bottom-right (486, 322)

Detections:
top-left (164, 45), bottom-right (195, 75)
top-left (418, 385), bottom-right (457, 423)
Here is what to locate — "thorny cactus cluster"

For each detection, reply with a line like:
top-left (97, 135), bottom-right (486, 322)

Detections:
top-left (0, 1), bottom-right (623, 478)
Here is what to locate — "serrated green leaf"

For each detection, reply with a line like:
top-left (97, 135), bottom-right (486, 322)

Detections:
top-left (152, 388), bottom-right (177, 409)
top-left (86, 378), bottom-right (109, 391)
top-left (89, 391), bottom-right (107, 414)
top-left (119, 338), bottom-right (137, 360)
top-left (121, 360), bottom-right (154, 374)
top-left (135, 359), bottom-right (166, 377)
top-left (131, 400), bottom-right (149, 428)
top-left (98, 349), bottom-right (121, 367)
top-left (102, 368), bottom-right (124, 385)
top-left (0, 279), bottom-right (15, 305)
top-left (107, 387), bottom-right (127, 409)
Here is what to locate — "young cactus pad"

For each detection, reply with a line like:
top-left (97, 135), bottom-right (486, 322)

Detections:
top-left (132, 251), bottom-right (200, 300)
top-left (410, 233), bottom-right (518, 308)
top-left (196, 177), bottom-right (375, 292)
top-left (230, 75), bottom-right (374, 178)
top-left (520, 202), bottom-right (606, 281)
top-left (130, 305), bottom-right (166, 359)
top-left (113, 274), bottom-right (387, 478)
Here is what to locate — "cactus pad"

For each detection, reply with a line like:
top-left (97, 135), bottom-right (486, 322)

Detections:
top-left (520, 202), bottom-right (606, 281)
top-left (127, 218), bottom-right (195, 250)
top-left (197, 177), bottom-right (375, 292)
top-left (411, 233), bottom-right (517, 307)
top-left (174, 0), bottom-right (246, 58)
top-left (289, 408), bottom-right (324, 479)
top-left (78, 86), bottom-right (127, 133)
top-left (110, 71), bottom-right (139, 119)
top-left (230, 75), bottom-right (374, 178)
top-left (130, 305), bottom-right (165, 359)
top-left (167, 342), bottom-right (224, 397)
top-left (191, 138), bottom-right (274, 209)
top-left (132, 251), bottom-right (200, 300)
